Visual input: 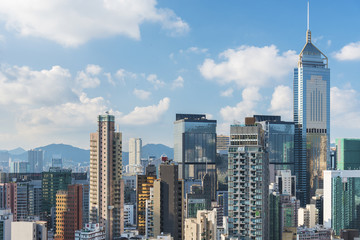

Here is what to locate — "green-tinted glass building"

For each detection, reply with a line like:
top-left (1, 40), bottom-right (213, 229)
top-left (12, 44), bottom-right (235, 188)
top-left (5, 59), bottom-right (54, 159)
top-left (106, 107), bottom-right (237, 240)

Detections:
top-left (324, 170), bottom-right (360, 235)
top-left (41, 167), bottom-right (72, 221)
top-left (336, 138), bottom-right (360, 170)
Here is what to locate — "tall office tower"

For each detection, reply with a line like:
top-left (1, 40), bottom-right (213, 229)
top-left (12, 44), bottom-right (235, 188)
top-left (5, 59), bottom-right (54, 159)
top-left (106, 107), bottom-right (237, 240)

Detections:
top-left (55, 185), bottom-right (83, 240)
top-left (254, 115), bottom-right (295, 183)
top-left (16, 181), bottom-right (30, 221)
top-left (28, 149), bottom-right (43, 173)
top-left (336, 138), bottom-right (360, 170)
top-left (28, 180), bottom-right (42, 218)
top-left (89, 114), bottom-right (124, 239)
top-left (55, 190), bottom-right (67, 239)
top-left (294, 6), bottom-right (330, 206)
top-left (129, 138), bottom-right (142, 167)
top-left (324, 170), bottom-right (360, 236)
top-left (0, 209), bottom-right (13, 240)
top-left (136, 169), bottom-right (156, 235)
top-left (174, 114), bottom-right (217, 200)
top-left (228, 119), bottom-right (269, 239)
top-left (42, 168), bottom-right (72, 219)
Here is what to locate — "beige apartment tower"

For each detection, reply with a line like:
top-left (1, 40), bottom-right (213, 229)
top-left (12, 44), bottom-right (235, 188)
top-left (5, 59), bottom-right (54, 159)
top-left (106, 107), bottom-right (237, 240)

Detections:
top-left (90, 114), bottom-right (124, 239)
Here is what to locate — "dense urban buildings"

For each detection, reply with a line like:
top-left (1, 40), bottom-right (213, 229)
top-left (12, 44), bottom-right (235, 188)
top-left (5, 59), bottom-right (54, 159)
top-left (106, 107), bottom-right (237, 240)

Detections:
top-left (293, 17), bottom-right (330, 206)
top-left (89, 114), bottom-right (124, 239)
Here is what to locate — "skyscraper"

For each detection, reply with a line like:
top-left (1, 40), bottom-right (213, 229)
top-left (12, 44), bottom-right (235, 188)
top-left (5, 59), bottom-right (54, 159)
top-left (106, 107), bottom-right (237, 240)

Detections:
top-left (174, 113), bottom-right (217, 199)
top-left (294, 5), bottom-right (330, 205)
top-left (129, 138), bottom-right (142, 167)
top-left (228, 118), bottom-right (269, 239)
top-left (89, 114), bottom-right (124, 239)
top-left (28, 149), bottom-right (43, 173)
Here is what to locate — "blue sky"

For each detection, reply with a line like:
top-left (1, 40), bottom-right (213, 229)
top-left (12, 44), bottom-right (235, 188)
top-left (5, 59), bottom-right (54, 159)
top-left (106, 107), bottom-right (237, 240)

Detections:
top-left (0, 0), bottom-right (360, 150)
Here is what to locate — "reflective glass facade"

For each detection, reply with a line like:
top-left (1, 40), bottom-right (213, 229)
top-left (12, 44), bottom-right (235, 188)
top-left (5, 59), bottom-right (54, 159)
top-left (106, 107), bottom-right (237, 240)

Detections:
top-left (294, 29), bottom-right (330, 206)
top-left (258, 121), bottom-right (295, 182)
top-left (174, 114), bottom-right (217, 199)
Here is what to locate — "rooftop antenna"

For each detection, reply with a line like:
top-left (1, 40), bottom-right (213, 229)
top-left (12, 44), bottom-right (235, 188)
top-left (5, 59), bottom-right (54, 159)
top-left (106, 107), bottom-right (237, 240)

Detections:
top-left (307, 1), bottom-right (310, 30)
top-left (306, 1), bottom-right (311, 43)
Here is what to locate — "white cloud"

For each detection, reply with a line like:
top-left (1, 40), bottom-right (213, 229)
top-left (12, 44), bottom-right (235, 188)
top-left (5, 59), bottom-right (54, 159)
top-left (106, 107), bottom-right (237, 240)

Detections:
top-left (331, 86), bottom-right (360, 127)
top-left (117, 97), bottom-right (170, 125)
top-left (0, 0), bottom-right (189, 47)
top-left (133, 88), bottom-right (151, 100)
top-left (334, 42), bottom-right (360, 61)
top-left (115, 69), bottom-right (137, 85)
top-left (147, 74), bottom-right (165, 89)
top-left (199, 45), bottom-right (297, 88)
top-left (17, 93), bottom-right (107, 132)
top-left (171, 76), bottom-right (184, 89)
top-left (220, 87), bottom-right (261, 123)
top-left (268, 85), bottom-right (292, 120)
top-left (180, 47), bottom-right (208, 54)
top-left (75, 64), bottom-right (102, 89)
top-left (0, 65), bottom-right (77, 106)
top-left (220, 88), bottom-right (233, 97)
top-left (104, 72), bottom-right (115, 86)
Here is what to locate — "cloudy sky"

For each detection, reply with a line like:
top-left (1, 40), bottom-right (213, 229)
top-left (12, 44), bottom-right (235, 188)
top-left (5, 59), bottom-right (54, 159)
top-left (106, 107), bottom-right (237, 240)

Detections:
top-left (0, 0), bottom-right (360, 150)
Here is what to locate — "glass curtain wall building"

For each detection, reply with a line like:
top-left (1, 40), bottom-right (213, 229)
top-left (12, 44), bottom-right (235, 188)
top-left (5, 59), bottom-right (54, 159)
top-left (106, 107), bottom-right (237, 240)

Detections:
top-left (324, 170), bottom-right (360, 235)
top-left (174, 114), bottom-right (217, 200)
top-left (254, 115), bottom-right (295, 183)
top-left (294, 23), bottom-right (330, 206)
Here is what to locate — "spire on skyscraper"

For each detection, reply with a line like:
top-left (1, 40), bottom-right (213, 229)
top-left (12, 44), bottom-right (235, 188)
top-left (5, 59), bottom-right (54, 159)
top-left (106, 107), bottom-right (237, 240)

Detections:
top-left (306, 1), bottom-right (311, 43)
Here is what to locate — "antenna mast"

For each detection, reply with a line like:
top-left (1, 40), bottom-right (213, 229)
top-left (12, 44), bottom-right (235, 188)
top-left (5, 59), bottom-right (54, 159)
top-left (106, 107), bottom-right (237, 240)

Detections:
top-left (307, 1), bottom-right (310, 30)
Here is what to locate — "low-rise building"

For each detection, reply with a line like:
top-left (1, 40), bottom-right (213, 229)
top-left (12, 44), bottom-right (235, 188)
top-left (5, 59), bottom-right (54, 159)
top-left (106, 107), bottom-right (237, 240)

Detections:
top-left (75, 223), bottom-right (105, 240)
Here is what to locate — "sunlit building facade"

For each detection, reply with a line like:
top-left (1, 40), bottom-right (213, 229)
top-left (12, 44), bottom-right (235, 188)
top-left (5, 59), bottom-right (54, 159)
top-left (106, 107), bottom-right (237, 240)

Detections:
top-left (294, 24), bottom-right (330, 206)
top-left (174, 114), bottom-right (217, 199)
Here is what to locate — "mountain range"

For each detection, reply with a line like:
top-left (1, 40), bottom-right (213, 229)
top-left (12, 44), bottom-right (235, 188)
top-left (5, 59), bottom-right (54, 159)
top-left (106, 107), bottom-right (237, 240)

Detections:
top-left (0, 143), bottom-right (174, 167)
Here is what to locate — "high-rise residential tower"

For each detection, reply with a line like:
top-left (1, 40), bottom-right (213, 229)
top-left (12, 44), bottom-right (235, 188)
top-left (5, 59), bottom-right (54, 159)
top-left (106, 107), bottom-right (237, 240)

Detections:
top-left (294, 5), bottom-right (330, 206)
top-left (129, 138), bottom-right (142, 170)
top-left (228, 118), bottom-right (269, 239)
top-left (89, 114), bottom-right (124, 239)
top-left (174, 114), bottom-right (217, 200)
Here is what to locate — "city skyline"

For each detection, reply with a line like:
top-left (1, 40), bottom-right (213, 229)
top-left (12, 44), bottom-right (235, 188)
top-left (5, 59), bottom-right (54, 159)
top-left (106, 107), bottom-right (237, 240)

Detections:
top-left (0, 1), bottom-right (360, 150)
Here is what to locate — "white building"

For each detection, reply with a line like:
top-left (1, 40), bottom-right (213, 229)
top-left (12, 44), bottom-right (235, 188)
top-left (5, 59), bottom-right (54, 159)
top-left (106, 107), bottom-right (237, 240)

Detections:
top-left (129, 138), bottom-right (142, 166)
top-left (75, 223), bottom-right (106, 240)
top-left (184, 209), bottom-right (217, 240)
top-left (298, 204), bottom-right (318, 228)
top-left (124, 204), bottom-right (135, 226)
top-left (11, 221), bottom-right (47, 240)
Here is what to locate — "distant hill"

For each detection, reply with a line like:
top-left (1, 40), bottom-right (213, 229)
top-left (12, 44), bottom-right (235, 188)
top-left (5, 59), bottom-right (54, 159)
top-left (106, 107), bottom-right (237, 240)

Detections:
top-left (31, 144), bottom-right (90, 165)
top-left (141, 144), bottom-right (174, 159)
top-left (2, 143), bottom-right (173, 167)
top-left (8, 147), bottom-right (26, 155)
